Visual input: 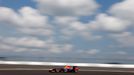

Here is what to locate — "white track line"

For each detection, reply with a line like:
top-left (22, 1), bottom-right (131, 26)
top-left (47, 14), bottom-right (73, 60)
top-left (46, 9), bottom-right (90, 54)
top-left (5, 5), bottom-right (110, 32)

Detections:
top-left (0, 61), bottom-right (134, 68)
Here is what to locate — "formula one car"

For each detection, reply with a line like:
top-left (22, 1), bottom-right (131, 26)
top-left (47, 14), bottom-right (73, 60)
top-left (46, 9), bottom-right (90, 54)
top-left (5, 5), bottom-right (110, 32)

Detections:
top-left (49, 66), bottom-right (79, 73)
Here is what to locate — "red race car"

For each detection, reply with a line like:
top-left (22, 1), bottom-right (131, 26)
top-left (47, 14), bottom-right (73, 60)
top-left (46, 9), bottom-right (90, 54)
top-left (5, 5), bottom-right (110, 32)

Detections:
top-left (49, 66), bottom-right (79, 73)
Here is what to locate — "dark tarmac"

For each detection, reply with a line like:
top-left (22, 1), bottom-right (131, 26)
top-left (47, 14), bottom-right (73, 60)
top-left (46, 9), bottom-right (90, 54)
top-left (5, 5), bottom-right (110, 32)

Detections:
top-left (0, 70), bottom-right (134, 75)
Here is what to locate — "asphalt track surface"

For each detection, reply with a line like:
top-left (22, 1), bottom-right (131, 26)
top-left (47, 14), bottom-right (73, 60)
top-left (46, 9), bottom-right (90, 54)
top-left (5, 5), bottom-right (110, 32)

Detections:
top-left (0, 70), bottom-right (134, 75)
top-left (0, 64), bottom-right (134, 75)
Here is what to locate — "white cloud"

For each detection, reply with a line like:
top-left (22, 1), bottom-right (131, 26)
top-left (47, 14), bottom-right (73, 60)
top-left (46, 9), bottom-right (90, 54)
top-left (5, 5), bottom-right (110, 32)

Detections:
top-left (109, 0), bottom-right (134, 22)
top-left (78, 49), bottom-right (100, 55)
top-left (70, 22), bottom-right (88, 31)
top-left (88, 0), bottom-right (134, 33)
top-left (54, 16), bottom-right (78, 25)
top-left (0, 7), bottom-right (53, 36)
top-left (117, 51), bottom-right (127, 55)
top-left (0, 43), bottom-right (15, 51)
top-left (1, 37), bottom-right (46, 48)
top-left (18, 27), bottom-right (53, 36)
top-left (0, 7), bottom-right (19, 24)
top-left (48, 44), bottom-right (73, 53)
top-left (35, 0), bottom-right (99, 16)
top-left (91, 14), bottom-right (130, 32)
top-left (110, 32), bottom-right (134, 48)
top-left (54, 16), bottom-right (102, 40)
top-left (0, 39), bottom-right (16, 52)
top-left (54, 16), bottom-right (82, 36)
top-left (0, 6), bottom-right (100, 55)
top-left (87, 49), bottom-right (100, 55)
top-left (0, 36), bottom-right (73, 54)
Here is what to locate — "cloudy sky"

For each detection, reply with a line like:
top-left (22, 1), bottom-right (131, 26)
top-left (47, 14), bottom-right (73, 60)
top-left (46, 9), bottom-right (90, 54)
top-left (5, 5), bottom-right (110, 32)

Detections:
top-left (0, 0), bottom-right (134, 62)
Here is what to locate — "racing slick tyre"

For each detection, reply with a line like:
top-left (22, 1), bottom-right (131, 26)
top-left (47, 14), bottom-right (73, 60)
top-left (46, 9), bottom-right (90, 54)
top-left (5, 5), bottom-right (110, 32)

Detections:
top-left (59, 68), bottom-right (64, 72)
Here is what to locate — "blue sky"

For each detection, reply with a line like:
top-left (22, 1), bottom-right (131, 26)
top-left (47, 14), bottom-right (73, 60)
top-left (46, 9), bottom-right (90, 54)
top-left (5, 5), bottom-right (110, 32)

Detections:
top-left (0, 0), bottom-right (134, 63)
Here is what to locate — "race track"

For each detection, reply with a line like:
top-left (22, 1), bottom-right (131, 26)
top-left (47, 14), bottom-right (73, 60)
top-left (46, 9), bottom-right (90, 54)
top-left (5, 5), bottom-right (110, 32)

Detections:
top-left (0, 61), bottom-right (134, 75)
top-left (0, 70), bottom-right (134, 75)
